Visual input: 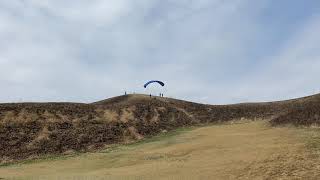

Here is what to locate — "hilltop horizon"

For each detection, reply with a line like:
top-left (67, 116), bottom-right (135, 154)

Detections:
top-left (2, 92), bottom-right (320, 106)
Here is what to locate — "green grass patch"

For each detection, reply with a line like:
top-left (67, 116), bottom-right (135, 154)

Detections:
top-left (0, 126), bottom-right (196, 168)
top-left (0, 153), bottom-right (80, 168)
top-left (304, 129), bottom-right (320, 151)
top-left (101, 126), bottom-right (196, 153)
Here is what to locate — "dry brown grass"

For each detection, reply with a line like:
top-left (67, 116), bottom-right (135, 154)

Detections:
top-left (1, 109), bottom-right (40, 125)
top-left (1, 111), bottom-right (15, 125)
top-left (1, 121), bottom-right (320, 180)
top-left (120, 108), bottom-right (135, 123)
top-left (102, 110), bottom-right (119, 123)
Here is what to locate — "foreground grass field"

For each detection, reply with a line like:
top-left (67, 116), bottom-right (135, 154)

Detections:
top-left (1, 121), bottom-right (320, 180)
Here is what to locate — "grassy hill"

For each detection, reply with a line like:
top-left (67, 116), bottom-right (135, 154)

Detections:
top-left (1, 93), bottom-right (320, 163)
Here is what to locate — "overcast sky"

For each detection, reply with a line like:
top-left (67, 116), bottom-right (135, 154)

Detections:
top-left (0, 0), bottom-right (320, 104)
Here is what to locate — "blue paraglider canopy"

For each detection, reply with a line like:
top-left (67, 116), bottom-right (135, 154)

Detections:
top-left (144, 80), bottom-right (165, 88)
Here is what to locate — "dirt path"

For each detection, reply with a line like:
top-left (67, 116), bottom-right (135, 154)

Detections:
top-left (1, 121), bottom-right (320, 180)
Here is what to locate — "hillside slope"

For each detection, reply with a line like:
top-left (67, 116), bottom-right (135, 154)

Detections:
top-left (2, 121), bottom-right (320, 180)
top-left (0, 93), bottom-right (320, 163)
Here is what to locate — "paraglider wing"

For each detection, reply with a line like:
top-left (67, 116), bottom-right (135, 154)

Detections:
top-left (144, 80), bottom-right (165, 88)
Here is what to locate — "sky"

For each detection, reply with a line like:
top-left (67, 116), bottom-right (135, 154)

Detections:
top-left (0, 0), bottom-right (320, 104)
